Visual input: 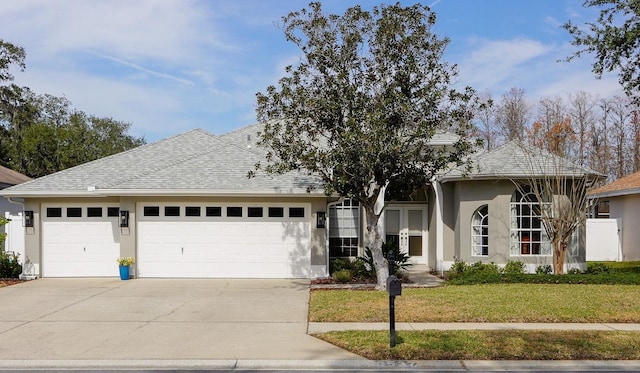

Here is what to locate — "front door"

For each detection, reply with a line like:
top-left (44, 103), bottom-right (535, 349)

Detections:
top-left (384, 206), bottom-right (427, 265)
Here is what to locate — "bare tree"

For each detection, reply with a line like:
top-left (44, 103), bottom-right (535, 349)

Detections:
top-left (516, 142), bottom-right (600, 274)
top-left (609, 95), bottom-right (631, 178)
top-left (568, 91), bottom-right (597, 167)
top-left (473, 91), bottom-right (498, 150)
top-left (528, 96), bottom-right (573, 157)
top-left (496, 87), bottom-right (529, 142)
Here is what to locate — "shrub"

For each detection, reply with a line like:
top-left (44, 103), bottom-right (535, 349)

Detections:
top-left (504, 260), bottom-right (526, 275)
top-left (332, 269), bottom-right (352, 283)
top-left (0, 251), bottom-right (22, 278)
top-left (536, 264), bottom-right (553, 274)
top-left (358, 241), bottom-right (412, 278)
top-left (586, 262), bottom-right (610, 275)
top-left (568, 268), bottom-right (583, 275)
top-left (449, 259), bottom-right (469, 278)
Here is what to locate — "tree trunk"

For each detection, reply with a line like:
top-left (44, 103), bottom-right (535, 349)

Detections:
top-left (364, 205), bottom-right (389, 290)
top-left (552, 239), bottom-right (566, 275)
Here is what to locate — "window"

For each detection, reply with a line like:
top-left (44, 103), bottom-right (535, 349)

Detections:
top-left (206, 206), bottom-right (222, 217)
top-left (67, 208), bottom-right (82, 217)
top-left (471, 205), bottom-right (489, 256)
top-left (227, 206), bottom-right (242, 217)
top-left (144, 206), bottom-right (160, 216)
top-left (594, 200), bottom-right (610, 218)
top-left (165, 206), bottom-right (180, 216)
top-left (329, 199), bottom-right (360, 257)
top-left (268, 207), bottom-right (284, 217)
top-left (107, 207), bottom-right (120, 217)
top-left (289, 207), bottom-right (305, 218)
top-left (510, 186), bottom-right (551, 256)
top-left (47, 207), bottom-right (62, 218)
top-left (185, 206), bottom-right (201, 217)
top-left (248, 207), bottom-right (263, 217)
top-left (87, 207), bottom-right (103, 217)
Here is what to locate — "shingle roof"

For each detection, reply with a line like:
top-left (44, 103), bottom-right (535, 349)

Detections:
top-left (0, 165), bottom-right (31, 188)
top-left (587, 171), bottom-right (640, 198)
top-left (1, 128), bottom-right (322, 197)
top-left (439, 140), bottom-right (604, 182)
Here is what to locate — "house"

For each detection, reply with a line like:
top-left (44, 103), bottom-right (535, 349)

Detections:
top-left (587, 171), bottom-right (640, 261)
top-left (0, 165), bottom-right (31, 215)
top-left (1, 125), bottom-right (599, 278)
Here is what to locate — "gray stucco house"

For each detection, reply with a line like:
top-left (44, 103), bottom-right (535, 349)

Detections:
top-left (1, 124), bottom-right (598, 278)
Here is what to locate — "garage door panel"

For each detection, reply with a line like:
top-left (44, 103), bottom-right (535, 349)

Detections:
top-left (42, 209), bottom-right (120, 277)
top-left (137, 204), bottom-right (312, 278)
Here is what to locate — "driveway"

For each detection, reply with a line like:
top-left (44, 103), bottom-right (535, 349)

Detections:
top-left (0, 278), bottom-right (361, 360)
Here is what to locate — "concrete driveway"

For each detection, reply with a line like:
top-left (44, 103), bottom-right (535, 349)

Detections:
top-left (0, 278), bottom-right (360, 360)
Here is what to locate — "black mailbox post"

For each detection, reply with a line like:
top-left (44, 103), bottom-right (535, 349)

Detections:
top-left (386, 250), bottom-right (401, 347)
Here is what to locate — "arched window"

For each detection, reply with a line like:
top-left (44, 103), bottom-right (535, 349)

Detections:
top-left (510, 185), bottom-right (551, 256)
top-left (471, 205), bottom-right (489, 256)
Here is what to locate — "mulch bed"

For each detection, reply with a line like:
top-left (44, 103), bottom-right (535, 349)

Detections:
top-left (0, 278), bottom-right (25, 288)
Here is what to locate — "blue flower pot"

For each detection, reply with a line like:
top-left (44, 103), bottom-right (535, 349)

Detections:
top-left (119, 265), bottom-right (130, 280)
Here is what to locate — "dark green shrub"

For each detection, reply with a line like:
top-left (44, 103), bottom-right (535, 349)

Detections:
top-left (359, 240), bottom-right (412, 278)
top-left (504, 260), bottom-right (526, 275)
top-left (586, 262), bottom-right (610, 275)
top-left (536, 264), bottom-right (553, 274)
top-left (449, 259), bottom-right (468, 278)
top-left (0, 251), bottom-right (22, 278)
top-left (332, 269), bottom-right (352, 283)
top-left (568, 268), bottom-right (583, 275)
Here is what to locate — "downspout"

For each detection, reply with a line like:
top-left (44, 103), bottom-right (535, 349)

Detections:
top-left (325, 197), bottom-right (345, 277)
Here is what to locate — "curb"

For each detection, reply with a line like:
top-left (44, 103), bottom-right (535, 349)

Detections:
top-left (2, 359), bottom-right (640, 371)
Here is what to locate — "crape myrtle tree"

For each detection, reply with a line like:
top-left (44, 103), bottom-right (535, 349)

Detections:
top-left (253, 2), bottom-right (481, 288)
top-left (515, 141), bottom-right (601, 274)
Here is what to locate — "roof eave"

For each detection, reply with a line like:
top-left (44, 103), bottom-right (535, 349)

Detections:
top-left (2, 188), bottom-right (329, 198)
top-left (588, 188), bottom-right (640, 199)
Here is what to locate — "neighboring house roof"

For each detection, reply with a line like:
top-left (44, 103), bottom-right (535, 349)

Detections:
top-left (439, 140), bottom-right (604, 182)
top-left (0, 165), bottom-right (31, 189)
top-left (588, 171), bottom-right (640, 199)
top-left (1, 128), bottom-right (323, 198)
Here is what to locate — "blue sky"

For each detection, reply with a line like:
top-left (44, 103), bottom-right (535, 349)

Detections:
top-left (0, 0), bottom-right (623, 142)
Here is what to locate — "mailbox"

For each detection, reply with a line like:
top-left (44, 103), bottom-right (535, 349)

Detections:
top-left (386, 275), bottom-right (402, 296)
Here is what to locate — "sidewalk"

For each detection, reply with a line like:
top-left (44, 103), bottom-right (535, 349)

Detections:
top-left (309, 322), bottom-right (640, 333)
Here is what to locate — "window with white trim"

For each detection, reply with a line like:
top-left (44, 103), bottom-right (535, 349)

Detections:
top-left (329, 199), bottom-right (360, 257)
top-left (510, 186), bottom-right (551, 256)
top-left (471, 205), bottom-right (488, 256)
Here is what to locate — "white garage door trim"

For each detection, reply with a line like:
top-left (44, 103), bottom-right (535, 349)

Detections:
top-left (137, 203), bottom-right (312, 278)
top-left (42, 203), bottom-right (121, 277)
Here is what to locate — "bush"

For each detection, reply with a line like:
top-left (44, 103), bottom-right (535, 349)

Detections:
top-left (0, 251), bottom-right (22, 278)
top-left (332, 269), bottom-right (352, 283)
top-left (449, 259), bottom-right (469, 277)
top-left (586, 262), bottom-right (610, 275)
top-left (568, 268), bottom-right (583, 275)
top-left (536, 264), bottom-right (553, 275)
top-left (358, 240), bottom-right (412, 278)
top-left (504, 260), bottom-right (526, 275)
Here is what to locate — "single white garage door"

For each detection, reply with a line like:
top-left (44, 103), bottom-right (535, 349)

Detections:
top-left (137, 203), bottom-right (311, 278)
top-left (42, 204), bottom-right (121, 277)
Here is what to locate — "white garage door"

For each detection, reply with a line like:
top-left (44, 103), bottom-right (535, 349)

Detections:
top-left (42, 204), bottom-right (121, 277)
top-left (137, 203), bottom-right (311, 278)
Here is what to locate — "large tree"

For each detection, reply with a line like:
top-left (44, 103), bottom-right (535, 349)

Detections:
top-left (563, 0), bottom-right (640, 104)
top-left (254, 2), bottom-right (480, 287)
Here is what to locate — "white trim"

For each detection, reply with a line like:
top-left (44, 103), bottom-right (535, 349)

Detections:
top-left (432, 181), bottom-right (444, 271)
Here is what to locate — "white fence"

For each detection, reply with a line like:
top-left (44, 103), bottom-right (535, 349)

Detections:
top-left (3, 212), bottom-right (25, 264)
top-left (586, 218), bottom-right (622, 261)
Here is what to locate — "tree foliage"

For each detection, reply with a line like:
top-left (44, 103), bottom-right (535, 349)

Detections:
top-left (0, 39), bottom-right (145, 178)
top-left (255, 2), bottom-right (481, 287)
top-left (564, 0), bottom-right (640, 103)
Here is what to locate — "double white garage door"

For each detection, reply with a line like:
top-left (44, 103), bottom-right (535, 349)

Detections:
top-left (41, 203), bottom-right (311, 278)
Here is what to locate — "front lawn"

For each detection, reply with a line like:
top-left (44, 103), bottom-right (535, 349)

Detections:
top-left (309, 284), bottom-right (640, 322)
top-left (315, 330), bottom-right (640, 360)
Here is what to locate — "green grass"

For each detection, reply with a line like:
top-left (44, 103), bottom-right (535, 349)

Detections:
top-left (309, 284), bottom-right (640, 322)
top-left (315, 330), bottom-right (640, 360)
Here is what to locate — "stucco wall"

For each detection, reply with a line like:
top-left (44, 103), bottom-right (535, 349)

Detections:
top-left (610, 194), bottom-right (640, 261)
top-left (441, 179), bottom-right (583, 270)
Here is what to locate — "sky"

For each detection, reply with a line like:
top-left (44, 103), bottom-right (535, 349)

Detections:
top-left (0, 0), bottom-right (625, 142)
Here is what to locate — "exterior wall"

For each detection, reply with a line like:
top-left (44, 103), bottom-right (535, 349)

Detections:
top-left (441, 179), bottom-right (584, 271)
top-left (22, 195), bottom-right (328, 278)
top-left (440, 182), bottom-right (456, 266)
top-left (609, 194), bottom-right (640, 261)
top-left (427, 187), bottom-right (438, 270)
